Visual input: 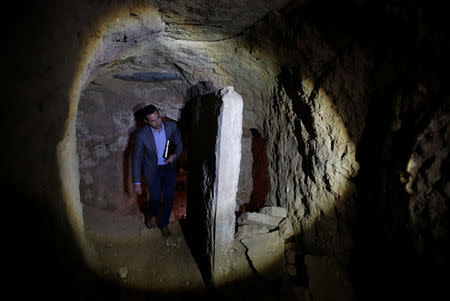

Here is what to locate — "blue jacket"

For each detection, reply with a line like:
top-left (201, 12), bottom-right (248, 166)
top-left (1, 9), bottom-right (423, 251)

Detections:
top-left (132, 120), bottom-right (183, 186)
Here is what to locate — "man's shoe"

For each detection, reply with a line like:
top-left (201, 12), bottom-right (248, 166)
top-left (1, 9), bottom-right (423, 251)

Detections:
top-left (145, 216), bottom-right (157, 229)
top-left (161, 226), bottom-right (171, 237)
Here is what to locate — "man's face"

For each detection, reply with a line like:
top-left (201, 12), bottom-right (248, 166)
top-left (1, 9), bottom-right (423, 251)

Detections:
top-left (146, 111), bottom-right (162, 130)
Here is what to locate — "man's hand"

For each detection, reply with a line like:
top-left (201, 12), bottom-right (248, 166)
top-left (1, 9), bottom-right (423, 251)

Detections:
top-left (134, 184), bottom-right (142, 195)
top-left (165, 154), bottom-right (177, 163)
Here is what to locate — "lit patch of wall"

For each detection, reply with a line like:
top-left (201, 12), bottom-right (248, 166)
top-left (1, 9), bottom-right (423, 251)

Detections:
top-left (265, 74), bottom-right (360, 263)
top-left (298, 78), bottom-right (359, 261)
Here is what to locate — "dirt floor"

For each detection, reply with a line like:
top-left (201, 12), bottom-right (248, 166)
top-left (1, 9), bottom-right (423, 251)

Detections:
top-left (82, 202), bottom-right (304, 301)
top-left (83, 204), bottom-right (206, 295)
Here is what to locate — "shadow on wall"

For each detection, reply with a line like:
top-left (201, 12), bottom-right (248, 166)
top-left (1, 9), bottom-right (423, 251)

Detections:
top-left (251, 1), bottom-right (450, 297)
top-left (177, 81), bottom-right (220, 288)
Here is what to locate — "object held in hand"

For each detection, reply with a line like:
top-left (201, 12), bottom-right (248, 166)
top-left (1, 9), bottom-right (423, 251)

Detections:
top-left (163, 140), bottom-right (175, 160)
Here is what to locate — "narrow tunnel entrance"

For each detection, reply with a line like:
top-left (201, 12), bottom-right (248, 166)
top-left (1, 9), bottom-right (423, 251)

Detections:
top-left (74, 78), bottom-right (208, 290)
top-left (76, 81), bottom-right (243, 290)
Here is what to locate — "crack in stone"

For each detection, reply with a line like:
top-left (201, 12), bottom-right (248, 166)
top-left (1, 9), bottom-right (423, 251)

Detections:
top-left (240, 241), bottom-right (264, 280)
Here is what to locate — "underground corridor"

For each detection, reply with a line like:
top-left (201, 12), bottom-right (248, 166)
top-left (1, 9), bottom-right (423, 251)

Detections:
top-left (8, 1), bottom-right (449, 301)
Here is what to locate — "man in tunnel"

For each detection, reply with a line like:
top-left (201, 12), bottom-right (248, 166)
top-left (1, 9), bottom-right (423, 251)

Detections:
top-left (132, 104), bottom-right (183, 237)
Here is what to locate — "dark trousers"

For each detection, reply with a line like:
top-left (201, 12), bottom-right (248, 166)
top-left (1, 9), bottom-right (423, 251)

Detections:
top-left (148, 164), bottom-right (176, 228)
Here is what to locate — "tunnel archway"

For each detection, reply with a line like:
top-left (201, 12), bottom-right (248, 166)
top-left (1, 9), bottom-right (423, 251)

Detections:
top-left (56, 2), bottom-right (363, 295)
top-left (53, 2), bottom-right (258, 289)
top-left (35, 1), bottom-right (448, 300)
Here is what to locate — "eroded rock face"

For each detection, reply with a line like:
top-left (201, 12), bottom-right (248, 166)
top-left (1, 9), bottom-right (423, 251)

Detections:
top-left (9, 0), bottom-right (450, 299)
top-left (76, 71), bottom-right (187, 212)
top-left (76, 16), bottom-right (279, 213)
top-left (265, 75), bottom-right (364, 262)
top-left (406, 110), bottom-right (449, 271)
top-left (71, 0), bottom-right (448, 297)
top-left (154, 0), bottom-right (291, 41)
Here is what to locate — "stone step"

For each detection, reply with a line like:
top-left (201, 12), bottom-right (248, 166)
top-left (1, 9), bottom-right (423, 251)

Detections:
top-left (237, 211), bottom-right (284, 230)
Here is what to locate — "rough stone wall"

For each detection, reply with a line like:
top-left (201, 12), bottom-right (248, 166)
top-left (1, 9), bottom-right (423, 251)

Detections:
top-left (6, 1), bottom-right (166, 299)
top-left (354, 79), bottom-right (449, 299)
top-left (264, 74), bottom-right (364, 262)
top-left (337, 2), bottom-right (449, 298)
top-left (154, 0), bottom-right (290, 41)
top-left (406, 110), bottom-right (449, 266)
top-left (243, 4), bottom-right (449, 298)
top-left (9, 0), bottom-right (450, 299)
top-left (76, 78), bottom-right (186, 213)
top-left (71, 2), bottom-right (448, 295)
top-left (75, 27), bottom-right (280, 214)
top-left (245, 7), bottom-right (373, 264)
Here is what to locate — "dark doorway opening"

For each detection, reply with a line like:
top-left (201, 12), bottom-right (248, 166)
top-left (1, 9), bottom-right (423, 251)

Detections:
top-left (238, 128), bottom-right (270, 213)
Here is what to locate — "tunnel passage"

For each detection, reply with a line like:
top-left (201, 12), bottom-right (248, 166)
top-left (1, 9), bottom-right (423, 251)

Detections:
top-left (76, 79), bottom-right (186, 216)
top-left (72, 5), bottom-right (445, 299)
top-left (77, 78), bottom-right (244, 286)
top-left (15, 0), bottom-right (446, 299)
top-left (75, 78), bottom-right (248, 218)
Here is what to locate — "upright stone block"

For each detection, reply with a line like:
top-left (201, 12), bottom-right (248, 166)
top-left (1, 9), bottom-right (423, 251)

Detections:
top-left (213, 86), bottom-right (243, 285)
top-left (185, 86), bottom-right (243, 287)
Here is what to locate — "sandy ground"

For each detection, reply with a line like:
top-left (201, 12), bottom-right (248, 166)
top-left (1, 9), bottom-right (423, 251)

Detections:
top-left (83, 204), bottom-right (205, 295)
top-left (82, 204), bottom-right (306, 301)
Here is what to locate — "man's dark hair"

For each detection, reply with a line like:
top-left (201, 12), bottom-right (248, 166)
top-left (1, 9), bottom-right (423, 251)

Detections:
top-left (142, 104), bottom-right (159, 116)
